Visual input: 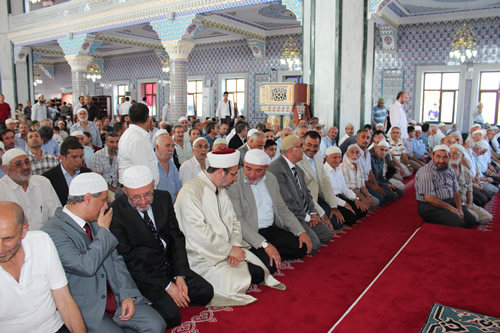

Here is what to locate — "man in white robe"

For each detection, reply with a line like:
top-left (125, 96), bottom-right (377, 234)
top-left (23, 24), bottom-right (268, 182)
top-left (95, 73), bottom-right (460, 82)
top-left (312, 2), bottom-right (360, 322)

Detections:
top-left (174, 148), bottom-right (285, 306)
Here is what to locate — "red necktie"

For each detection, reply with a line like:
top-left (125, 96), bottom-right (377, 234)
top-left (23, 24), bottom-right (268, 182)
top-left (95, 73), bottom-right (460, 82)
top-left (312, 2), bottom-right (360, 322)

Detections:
top-left (83, 223), bottom-right (118, 317)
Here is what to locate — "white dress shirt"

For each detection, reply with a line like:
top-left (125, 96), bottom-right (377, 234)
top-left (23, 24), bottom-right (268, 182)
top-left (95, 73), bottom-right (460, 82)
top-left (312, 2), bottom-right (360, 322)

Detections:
top-left (389, 101), bottom-right (408, 139)
top-left (179, 156), bottom-right (209, 185)
top-left (249, 175), bottom-right (275, 230)
top-left (216, 100), bottom-right (234, 119)
top-left (324, 162), bottom-right (357, 207)
top-left (118, 101), bottom-right (132, 116)
top-left (118, 124), bottom-right (159, 186)
top-left (31, 102), bottom-right (47, 122)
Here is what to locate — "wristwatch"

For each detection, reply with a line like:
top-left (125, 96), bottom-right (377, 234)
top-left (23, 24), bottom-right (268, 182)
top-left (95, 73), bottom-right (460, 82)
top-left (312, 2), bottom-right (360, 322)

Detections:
top-left (355, 196), bottom-right (360, 200)
top-left (261, 241), bottom-right (269, 249)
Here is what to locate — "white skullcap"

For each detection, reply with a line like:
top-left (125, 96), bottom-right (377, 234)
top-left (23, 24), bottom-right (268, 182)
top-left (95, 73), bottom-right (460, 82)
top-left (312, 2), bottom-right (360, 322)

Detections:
top-left (214, 138), bottom-right (227, 145)
top-left (473, 129), bottom-right (485, 136)
top-left (192, 137), bottom-right (208, 147)
top-left (5, 119), bottom-right (15, 124)
top-left (71, 131), bottom-right (84, 137)
top-left (77, 108), bottom-right (87, 113)
top-left (378, 140), bottom-right (390, 148)
top-left (375, 123), bottom-right (384, 129)
top-left (2, 148), bottom-right (28, 166)
top-left (245, 149), bottom-right (271, 166)
top-left (325, 146), bottom-right (342, 156)
top-left (178, 116), bottom-right (188, 122)
top-left (347, 144), bottom-right (360, 152)
top-left (433, 144), bottom-right (450, 153)
top-left (414, 126), bottom-right (422, 131)
top-left (69, 172), bottom-right (108, 196)
top-left (247, 129), bottom-right (259, 138)
top-left (471, 124), bottom-right (481, 129)
top-left (409, 119), bottom-right (416, 124)
top-left (475, 140), bottom-right (490, 150)
top-left (122, 165), bottom-right (154, 189)
top-left (153, 129), bottom-right (169, 145)
top-left (0, 142), bottom-right (4, 151)
top-left (450, 144), bottom-right (465, 155)
top-left (450, 131), bottom-right (462, 137)
top-left (438, 123), bottom-right (445, 127)
top-left (207, 148), bottom-right (240, 168)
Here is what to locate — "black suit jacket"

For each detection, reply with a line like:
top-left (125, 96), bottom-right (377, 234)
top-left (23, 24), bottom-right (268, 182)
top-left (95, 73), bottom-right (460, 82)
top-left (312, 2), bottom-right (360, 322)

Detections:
top-left (110, 190), bottom-right (191, 300)
top-left (42, 164), bottom-right (91, 205)
top-left (228, 134), bottom-right (245, 149)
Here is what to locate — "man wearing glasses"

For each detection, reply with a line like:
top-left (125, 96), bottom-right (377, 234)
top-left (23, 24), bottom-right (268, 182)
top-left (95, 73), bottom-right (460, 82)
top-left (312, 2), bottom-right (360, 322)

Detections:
top-left (0, 148), bottom-right (61, 230)
top-left (110, 165), bottom-right (213, 328)
top-left (179, 137), bottom-right (210, 185)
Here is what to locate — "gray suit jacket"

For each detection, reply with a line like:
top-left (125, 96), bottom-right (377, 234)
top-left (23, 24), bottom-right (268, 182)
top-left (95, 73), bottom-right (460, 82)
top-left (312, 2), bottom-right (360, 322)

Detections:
top-left (237, 144), bottom-right (249, 167)
top-left (268, 155), bottom-right (317, 223)
top-left (227, 170), bottom-right (305, 248)
top-left (42, 208), bottom-right (145, 332)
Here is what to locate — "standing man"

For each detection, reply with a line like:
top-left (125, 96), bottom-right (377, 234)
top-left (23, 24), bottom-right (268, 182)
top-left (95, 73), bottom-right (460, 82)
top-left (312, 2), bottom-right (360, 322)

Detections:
top-left (23, 100), bottom-right (32, 121)
top-left (91, 132), bottom-right (120, 200)
top-left (31, 95), bottom-right (47, 122)
top-left (161, 101), bottom-right (170, 122)
top-left (119, 97), bottom-right (132, 119)
top-left (42, 173), bottom-right (167, 332)
top-left (0, 94), bottom-right (11, 130)
top-left (173, 125), bottom-right (193, 165)
top-left (155, 133), bottom-right (182, 202)
top-left (415, 144), bottom-right (476, 228)
top-left (389, 90), bottom-right (409, 139)
top-left (215, 92), bottom-right (234, 128)
top-left (84, 96), bottom-right (99, 121)
top-left (372, 98), bottom-right (387, 130)
top-left (73, 96), bottom-right (84, 116)
top-left (110, 166), bottom-right (213, 328)
top-left (71, 108), bottom-right (102, 148)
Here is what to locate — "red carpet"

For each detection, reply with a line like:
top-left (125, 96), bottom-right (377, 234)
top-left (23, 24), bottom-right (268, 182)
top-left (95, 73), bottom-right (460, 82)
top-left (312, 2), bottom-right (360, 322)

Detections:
top-left (332, 223), bottom-right (500, 332)
top-left (171, 181), bottom-right (424, 332)
top-left (477, 190), bottom-right (500, 233)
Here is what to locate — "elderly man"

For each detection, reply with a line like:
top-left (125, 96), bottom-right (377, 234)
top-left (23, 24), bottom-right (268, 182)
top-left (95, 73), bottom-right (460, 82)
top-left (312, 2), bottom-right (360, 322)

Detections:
top-left (0, 148), bottom-right (61, 230)
top-left (324, 146), bottom-right (368, 222)
top-left (294, 124), bottom-right (309, 140)
top-left (172, 124), bottom-right (193, 165)
top-left (118, 103), bottom-right (159, 187)
top-left (275, 127), bottom-right (292, 156)
top-left (415, 145), bottom-right (476, 228)
top-left (31, 95), bottom-right (47, 122)
top-left (43, 137), bottom-right (91, 206)
top-left (238, 130), bottom-right (266, 166)
top-left (338, 123), bottom-right (354, 146)
top-left (70, 108), bottom-right (102, 148)
top-left (427, 124), bottom-right (445, 150)
top-left (268, 135), bottom-right (333, 254)
top-left (228, 149), bottom-right (312, 274)
top-left (91, 132), bottom-right (120, 200)
top-left (179, 137), bottom-right (210, 185)
top-left (110, 166), bottom-right (213, 328)
top-left (449, 144), bottom-right (492, 224)
top-left (405, 126), bottom-right (425, 170)
top-left (387, 127), bottom-right (413, 178)
top-left (320, 126), bottom-right (338, 157)
top-left (340, 144), bottom-right (379, 210)
top-left (175, 149), bottom-right (284, 306)
top-left (155, 133), bottom-right (182, 203)
top-left (213, 138), bottom-right (228, 152)
top-left (413, 125), bottom-right (430, 162)
top-left (370, 140), bottom-right (403, 202)
top-left (0, 202), bottom-right (86, 333)
top-left (27, 130), bottom-right (59, 175)
top-left (389, 90), bottom-right (409, 139)
top-left (42, 173), bottom-right (166, 332)
top-left (14, 122), bottom-right (29, 150)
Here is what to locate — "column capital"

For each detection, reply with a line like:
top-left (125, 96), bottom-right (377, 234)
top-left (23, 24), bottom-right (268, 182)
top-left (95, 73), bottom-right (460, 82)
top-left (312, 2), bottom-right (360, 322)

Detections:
top-left (65, 55), bottom-right (93, 71)
top-left (14, 46), bottom-right (31, 63)
top-left (58, 33), bottom-right (103, 57)
top-left (247, 39), bottom-right (266, 59)
top-left (161, 40), bottom-right (195, 61)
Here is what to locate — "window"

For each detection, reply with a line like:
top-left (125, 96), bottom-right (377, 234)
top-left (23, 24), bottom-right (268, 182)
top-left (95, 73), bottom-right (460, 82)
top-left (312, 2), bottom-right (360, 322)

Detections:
top-left (225, 78), bottom-right (245, 116)
top-left (421, 72), bottom-right (460, 124)
top-left (478, 71), bottom-right (500, 124)
top-left (142, 83), bottom-right (157, 117)
top-left (187, 80), bottom-right (203, 117)
top-left (117, 84), bottom-right (128, 105)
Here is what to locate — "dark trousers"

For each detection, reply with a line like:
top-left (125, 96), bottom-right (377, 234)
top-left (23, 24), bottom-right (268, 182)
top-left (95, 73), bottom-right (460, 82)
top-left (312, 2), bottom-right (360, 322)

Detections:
top-left (338, 195), bottom-right (368, 220)
top-left (417, 199), bottom-right (476, 229)
top-left (137, 270), bottom-right (214, 328)
top-left (250, 225), bottom-right (308, 274)
top-left (368, 187), bottom-right (386, 206)
top-left (247, 263), bottom-right (265, 284)
top-left (56, 325), bottom-right (70, 333)
top-left (473, 189), bottom-right (488, 207)
top-left (317, 198), bottom-right (344, 230)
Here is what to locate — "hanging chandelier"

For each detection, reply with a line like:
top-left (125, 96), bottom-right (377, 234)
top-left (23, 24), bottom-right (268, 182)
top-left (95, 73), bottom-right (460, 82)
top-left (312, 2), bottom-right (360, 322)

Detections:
top-left (162, 58), bottom-right (170, 73)
top-left (449, 22), bottom-right (478, 63)
top-left (86, 62), bottom-right (102, 82)
top-left (33, 74), bottom-right (43, 86)
top-left (280, 36), bottom-right (301, 71)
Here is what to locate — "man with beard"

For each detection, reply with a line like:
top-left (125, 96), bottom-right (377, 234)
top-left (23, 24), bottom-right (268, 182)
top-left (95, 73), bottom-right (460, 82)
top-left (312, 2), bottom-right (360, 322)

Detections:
top-left (175, 149), bottom-right (284, 306)
top-left (0, 148), bottom-right (61, 230)
top-left (84, 95), bottom-right (99, 121)
top-left (155, 133), bottom-right (181, 203)
top-left (70, 108), bottom-right (102, 148)
top-left (31, 95), bottom-right (47, 123)
top-left (179, 137), bottom-right (209, 185)
top-left (370, 140), bottom-right (403, 202)
top-left (389, 90), bottom-right (409, 139)
top-left (27, 130), bottom-right (59, 175)
top-left (110, 165), bottom-right (213, 328)
top-left (415, 144), bottom-right (476, 228)
top-left (449, 144), bottom-right (491, 225)
top-left (91, 132), bottom-right (120, 200)
top-left (0, 202), bottom-right (86, 333)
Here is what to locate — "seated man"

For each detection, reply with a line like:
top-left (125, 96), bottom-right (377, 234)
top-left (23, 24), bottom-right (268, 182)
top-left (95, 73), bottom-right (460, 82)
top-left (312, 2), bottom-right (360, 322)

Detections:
top-left (387, 127), bottom-right (413, 178)
top-left (340, 144), bottom-right (380, 210)
top-left (179, 137), bottom-right (209, 185)
top-left (71, 131), bottom-right (94, 168)
top-left (91, 132), bottom-right (119, 201)
top-left (324, 146), bottom-right (368, 222)
top-left (43, 137), bottom-right (91, 206)
top-left (0, 202), bottom-right (86, 333)
top-left (415, 144), bottom-right (476, 228)
top-left (155, 133), bottom-right (182, 203)
top-left (268, 135), bottom-right (333, 254)
top-left (42, 173), bottom-right (166, 332)
top-left (175, 149), bottom-right (284, 306)
top-left (110, 166), bottom-right (213, 328)
top-left (228, 149), bottom-right (312, 274)
top-left (27, 130), bottom-right (59, 175)
top-left (212, 138), bottom-right (228, 152)
top-left (370, 140), bottom-right (403, 201)
top-left (237, 130), bottom-right (266, 166)
top-left (0, 148), bottom-right (60, 230)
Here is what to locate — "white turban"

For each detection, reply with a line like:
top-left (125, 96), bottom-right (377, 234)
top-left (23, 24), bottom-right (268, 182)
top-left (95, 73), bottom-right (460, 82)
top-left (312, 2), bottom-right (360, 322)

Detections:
top-left (207, 149), bottom-right (240, 168)
top-left (325, 146), bottom-right (342, 156)
top-left (68, 172), bottom-right (108, 196)
top-left (178, 116), bottom-right (188, 122)
top-left (2, 148), bottom-right (27, 166)
top-left (438, 123), bottom-right (445, 127)
top-left (450, 144), bottom-right (465, 155)
top-left (244, 149), bottom-right (271, 166)
top-left (347, 144), bottom-right (360, 152)
top-left (378, 140), bottom-right (390, 148)
top-left (414, 126), bottom-right (422, 131)
top-left (122, 165), bottom-right (154, 189)
top-left (5, 119), bottom-right (15, 125)
top-left (71, 131), bottom-right (84, 137)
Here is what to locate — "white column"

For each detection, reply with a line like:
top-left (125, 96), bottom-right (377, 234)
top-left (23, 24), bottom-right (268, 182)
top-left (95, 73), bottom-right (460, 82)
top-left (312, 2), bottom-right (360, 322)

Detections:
top-left (65, 55), bottom-right (93, 104)
top-left (364, 19), bottom-right (376, 126)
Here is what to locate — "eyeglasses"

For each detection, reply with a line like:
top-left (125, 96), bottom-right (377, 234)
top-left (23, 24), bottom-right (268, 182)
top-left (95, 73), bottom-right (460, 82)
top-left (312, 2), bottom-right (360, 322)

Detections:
top-left (292, 144), bottom-right (304, 150)
top-left (129, 191), bottom-right (153, 201)
top-left (193, 145), bottom-right (209, 149)
top-left (11, 158), bottom-right (31, 169)
top-left (224, 169), bottom-right (238, 178)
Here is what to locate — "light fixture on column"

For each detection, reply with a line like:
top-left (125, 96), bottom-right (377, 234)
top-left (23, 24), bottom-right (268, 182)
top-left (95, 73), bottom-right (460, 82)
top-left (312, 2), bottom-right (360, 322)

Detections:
top-left (280, 36), bottom-right (301, 71)
top-left (449, 22), bottom-right (478, 63)
top-left (30, 0), bottom-right (41, 3)
top-left (86, 62), bottom-right (102, 82)
top-left (33, 74), bottom-right (43, 86)
top-left (162, 58), bottom-right (170, 73)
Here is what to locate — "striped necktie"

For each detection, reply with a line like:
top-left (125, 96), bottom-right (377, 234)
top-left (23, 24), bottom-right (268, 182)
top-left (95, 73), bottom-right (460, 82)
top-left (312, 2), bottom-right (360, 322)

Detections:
top-left (292, 167), bottom-right (310, 214)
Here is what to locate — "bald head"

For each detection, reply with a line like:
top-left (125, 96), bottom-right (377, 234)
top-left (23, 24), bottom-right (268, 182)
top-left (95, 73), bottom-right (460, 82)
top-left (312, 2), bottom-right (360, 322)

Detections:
top-left (0, 202), bottom-right (26, 228)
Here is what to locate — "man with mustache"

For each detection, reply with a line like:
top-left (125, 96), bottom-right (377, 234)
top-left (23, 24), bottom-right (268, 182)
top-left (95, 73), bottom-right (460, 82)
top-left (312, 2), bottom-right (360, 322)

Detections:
top-left (91, 132), bottom-right (120, 201)
top-left (155, 133), bottom-right (181, 203)
top-left (179, 137), bottom-right (209, 185)
top-left (70, 108), bottom-right (102, 148)
top-left (0, 148), bottom-right (61, 230)
top-left (27, 130), bottom-right (59, 175)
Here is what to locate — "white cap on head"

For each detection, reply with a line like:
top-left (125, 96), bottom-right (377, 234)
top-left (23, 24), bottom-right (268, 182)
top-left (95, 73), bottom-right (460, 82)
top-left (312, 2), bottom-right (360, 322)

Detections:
top-left (214, 138), bottom-right (227, 146)
top-left (476, 140), bottom-right (490, 150)
top-left (71, 131), bottom-right (84, 137)
top-left (347, 144), bottom-right (360, 152)
top-left (450, 131), bottom-right (462, 137)
top-left (153, 129), bottom-right (169, 145)
top-left (378, 140), bottom-right (390, 148)
top-left (77, 108), bottom-right (87, 114)
top-left (207, 149), bottom-right (240, 168)
top-left (438, 123), bottom-right (445, 127)
top-left (192, 137), bottom-right (208, 147)
top-left (473, 129), bottom-right (487, 137)
top-left (122, 165), bottom-right (154, 189)
top-left (245, 149), bottom-right (271, 166)
top-left (375, 123), bottom-right (384, 129)
top-left (5, 119), bottom-right (15, 124)
top-left (68, 172), bottom-right (108, 196)
top-left (178, 116), bottom-right (188, 122)
top-left (450, 144), bottom-right (465, 155)
top-left (471, 124), bottom-right (481, 129)
top-left (433, 144), bottom-right (450, 153)
top-left (247, 129), bottom-right (259, 138)
top-left (2, 148), bottom-right (27, 166)
top-left (0, 142), bottom-right (4, 151)
top-left (414, 126), bottom-right (422, 131)
top-left (325, 146), bottom-right (342, 156)
top-left (409, 120), bottom-right (416, 125)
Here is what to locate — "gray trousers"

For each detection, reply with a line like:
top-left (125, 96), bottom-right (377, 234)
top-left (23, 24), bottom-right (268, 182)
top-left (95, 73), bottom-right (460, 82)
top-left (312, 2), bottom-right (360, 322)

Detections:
top-left (95, 303), bottom-right (166, 333)
top-left (299, 219), bottom-right (332, 254)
